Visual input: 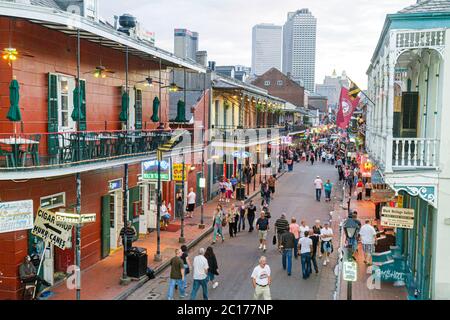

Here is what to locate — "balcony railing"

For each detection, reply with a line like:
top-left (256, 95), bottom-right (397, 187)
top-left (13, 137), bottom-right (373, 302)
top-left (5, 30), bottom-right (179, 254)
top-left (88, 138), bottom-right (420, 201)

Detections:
top-left (0, 129), bottom-right (173, 170)
top-left (393, 138), bottom-right (439, 169)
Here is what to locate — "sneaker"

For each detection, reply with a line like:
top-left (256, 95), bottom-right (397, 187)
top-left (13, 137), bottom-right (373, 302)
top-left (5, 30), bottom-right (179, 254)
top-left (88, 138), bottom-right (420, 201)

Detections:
top-left (323, 260), bottom-right (327, 266)
top-left (263, 246), bottom-right (267, 252)
top-left (259, 244), bottom-right (263, 250)
top-left (327, 258), bottom-right (330, 263)
top-left (213, 282), bottom-right (219, 289)
top-left (179, 295), bottom-right (186, 298)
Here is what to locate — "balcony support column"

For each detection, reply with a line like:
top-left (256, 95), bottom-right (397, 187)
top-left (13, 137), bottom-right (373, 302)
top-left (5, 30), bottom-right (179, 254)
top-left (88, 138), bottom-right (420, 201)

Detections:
top-left (385, 34), bottom-right (396, 173)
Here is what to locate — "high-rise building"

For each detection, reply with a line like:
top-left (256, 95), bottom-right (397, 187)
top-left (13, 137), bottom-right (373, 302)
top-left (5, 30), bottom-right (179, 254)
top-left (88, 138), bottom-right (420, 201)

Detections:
top-left (283, 9), bottom-right (317, 92)
top-left (251, 24), bottom-right (282, 76)
top-left (174, 28), bottom-right (199, 61)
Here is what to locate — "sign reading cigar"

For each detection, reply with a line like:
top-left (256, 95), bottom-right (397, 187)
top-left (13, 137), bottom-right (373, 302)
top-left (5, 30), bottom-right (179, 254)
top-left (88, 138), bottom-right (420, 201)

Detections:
top-left (381, 207), bottom-right (415, 229)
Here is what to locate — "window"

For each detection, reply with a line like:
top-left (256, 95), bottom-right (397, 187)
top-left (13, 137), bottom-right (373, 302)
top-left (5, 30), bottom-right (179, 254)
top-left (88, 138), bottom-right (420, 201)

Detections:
top-left (60, 78), bottom-right (69, 128)
top-left (40, 192), bottom-right (66, 210)
top-left (135, 89), bottom-right (143, 130)
top-left (277, 80), bottom-right (283, 86)
top-left (264, 80), bottom-right (271, 86)
top-left (57, 75), bottom-right (76, 131)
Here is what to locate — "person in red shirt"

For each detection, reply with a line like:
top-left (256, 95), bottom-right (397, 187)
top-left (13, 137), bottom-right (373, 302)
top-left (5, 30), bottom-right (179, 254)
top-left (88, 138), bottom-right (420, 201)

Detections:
top-left (356, 179), bottom-right (364, 201)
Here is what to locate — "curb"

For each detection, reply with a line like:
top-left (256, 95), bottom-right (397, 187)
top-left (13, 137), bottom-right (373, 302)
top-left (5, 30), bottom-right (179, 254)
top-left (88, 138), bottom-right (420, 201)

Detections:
top-left (114, 177), bottom-right (267, 300)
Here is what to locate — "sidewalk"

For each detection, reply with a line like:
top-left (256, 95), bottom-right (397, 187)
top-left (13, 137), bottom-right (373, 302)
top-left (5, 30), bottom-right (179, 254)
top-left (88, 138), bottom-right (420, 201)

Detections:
top-left (46, 174), bottom-right (268, 300)
top-left (332, 188), bottom-right (407, 300)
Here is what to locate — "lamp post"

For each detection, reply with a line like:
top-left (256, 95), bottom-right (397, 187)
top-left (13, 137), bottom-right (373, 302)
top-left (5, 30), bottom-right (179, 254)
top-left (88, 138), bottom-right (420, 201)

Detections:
top-left (179, 148), bottom-right (186, 243)
top-left (199, 72), bottom-right (207, 229)
top-left (154, 150), bottom-right (162, 262)
top-left (343, 217), bottom-right (359, 300)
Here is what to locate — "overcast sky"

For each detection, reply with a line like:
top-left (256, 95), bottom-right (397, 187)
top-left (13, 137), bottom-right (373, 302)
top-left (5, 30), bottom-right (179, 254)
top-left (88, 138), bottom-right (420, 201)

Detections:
top-left (98, 0), bottom-right (414, 89)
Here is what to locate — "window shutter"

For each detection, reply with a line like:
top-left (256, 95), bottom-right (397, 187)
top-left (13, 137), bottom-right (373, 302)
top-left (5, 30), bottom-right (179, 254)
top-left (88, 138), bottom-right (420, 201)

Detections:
top-left (128, 187), bottom-right (140, 233)
top-left (48, 73), bottom-right (59, 155)
top-left (79, 79), bottom-right (87, 131)
top-left (101, 195), bottom-right (111, 259)
top-left (135, 88), bottom-right (142, 130)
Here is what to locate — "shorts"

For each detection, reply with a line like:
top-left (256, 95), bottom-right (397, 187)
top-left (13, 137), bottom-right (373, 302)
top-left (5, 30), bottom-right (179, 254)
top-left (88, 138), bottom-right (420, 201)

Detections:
top-left (323, 241), bottom-right (332, 253)
top-left (187, 203), bottom-right (195, 212)
top-left (221, 188), bottom-right (226, 194)
top-left (362, 243), bottom-right (374, 254)
top-left (226, 190), bottom-right (233, 198)
top-left (269, 186), bottom-right (275, 194)
top-left (258, 230), bottom-right (268, 240)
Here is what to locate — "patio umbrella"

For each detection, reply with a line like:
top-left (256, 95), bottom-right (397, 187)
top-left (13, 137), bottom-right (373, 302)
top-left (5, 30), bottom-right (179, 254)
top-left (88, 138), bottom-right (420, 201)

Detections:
top-left (6, 79), bottom-right (21, 122)
top-left (119, 91), bottom-right (129, 122)
top-left (175, 99), bottom-right (186, 122)
top-left (151, 96), bottom-right (160, 122)
top-left (71, 86), bottom-right (84, 122)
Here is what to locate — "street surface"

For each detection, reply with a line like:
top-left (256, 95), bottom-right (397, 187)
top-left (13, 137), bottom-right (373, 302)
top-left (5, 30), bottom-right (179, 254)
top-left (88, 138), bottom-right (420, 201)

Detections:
top-left (127, 161), bottom-right (340, 300)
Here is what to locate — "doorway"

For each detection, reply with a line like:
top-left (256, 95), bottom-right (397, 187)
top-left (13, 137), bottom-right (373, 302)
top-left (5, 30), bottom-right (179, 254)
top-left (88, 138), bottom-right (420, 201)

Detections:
top-left (139, 182), bottom-right (158, 233)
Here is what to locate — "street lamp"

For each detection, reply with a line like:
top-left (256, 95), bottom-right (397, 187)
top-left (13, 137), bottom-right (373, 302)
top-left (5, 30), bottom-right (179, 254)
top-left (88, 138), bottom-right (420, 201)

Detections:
top-left (343, 217), bottom-right (359, 300)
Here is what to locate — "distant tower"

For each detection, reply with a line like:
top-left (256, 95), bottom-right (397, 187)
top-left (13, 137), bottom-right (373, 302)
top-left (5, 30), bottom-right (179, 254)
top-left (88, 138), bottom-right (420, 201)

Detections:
top-left (251, 23), bottom-right (282, 76)
top-left (174, 29), bottom-right (199, 61)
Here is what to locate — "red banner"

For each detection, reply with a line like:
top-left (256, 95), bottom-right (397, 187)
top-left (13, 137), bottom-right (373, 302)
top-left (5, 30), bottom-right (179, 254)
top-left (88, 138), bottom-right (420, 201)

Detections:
top-left (336, 87), bottom-right (360, 129)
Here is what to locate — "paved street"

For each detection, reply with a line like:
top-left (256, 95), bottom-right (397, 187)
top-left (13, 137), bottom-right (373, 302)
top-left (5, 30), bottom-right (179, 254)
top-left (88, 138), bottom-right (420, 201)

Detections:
top-left (128, 160), bottom-right (340, 300)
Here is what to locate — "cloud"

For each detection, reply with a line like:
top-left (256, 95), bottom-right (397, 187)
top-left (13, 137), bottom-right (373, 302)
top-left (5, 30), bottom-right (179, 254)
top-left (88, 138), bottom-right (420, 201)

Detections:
top-left (99, 0), bottom-right (413, 89)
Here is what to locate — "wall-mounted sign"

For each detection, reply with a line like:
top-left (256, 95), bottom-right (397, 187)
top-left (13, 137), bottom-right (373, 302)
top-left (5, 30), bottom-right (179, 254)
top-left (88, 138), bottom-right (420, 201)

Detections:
top-left (55, 212), bottom-right (97, 225)
top-left (381, 207), bottom-right (415, 229)
top-left (142, 159), bottom-right (171, 181)
top-left (172, 163), bottom-right (189, 182)
top-left (199, 178), bottom-right (206, 189)
top-left (109, 179), bottom-right (123, 192)
top-left (32, 208), bottom-right (73, 250)
top-left (0, 200), bottom-right (34, 234)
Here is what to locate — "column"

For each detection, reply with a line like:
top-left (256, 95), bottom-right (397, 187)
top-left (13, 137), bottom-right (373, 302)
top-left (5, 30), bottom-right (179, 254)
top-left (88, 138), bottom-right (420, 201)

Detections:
top-left (385, 35), bottom-right (396, 173)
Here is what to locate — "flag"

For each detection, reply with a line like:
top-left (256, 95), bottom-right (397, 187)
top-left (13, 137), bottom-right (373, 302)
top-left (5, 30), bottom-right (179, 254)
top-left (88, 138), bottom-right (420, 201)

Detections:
top-left (348, 81), bottom-right (362, 100)
top-left (336, 87), bottom-right (360, 129)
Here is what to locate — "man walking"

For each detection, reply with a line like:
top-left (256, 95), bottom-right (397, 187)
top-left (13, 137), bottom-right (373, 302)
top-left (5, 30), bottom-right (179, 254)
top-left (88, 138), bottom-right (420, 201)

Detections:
top-left (289, 218), bottom-right (300, 259)
top-left (268, 175), bottom-right (276, 198)
top-left (274, 213), bottom-right (290, 249)
top-left (167, 249), bottom-right (185, 300)
top-left (256, 211), bottom-right (270, 252)
top-left (314, 176), bottom-right (324, 202)
top-left (238, 201), bottom-right (246, 232)
top-left (190, 248), bottom-right (209, 300)
top-left (320, 222), bottom-right (333, 266)
top-left (247, 200), bottom-right (257, 232)
top-left (280, 229), bottom-right (296, 276)
top-left (359, 220), bottom-right (377, 266)
top-left (324, 180), bottom-right (333, 202)
top-left (299, 231), bottom-right (313, 279)
top-left (251, 256), bottom-right (272, 300)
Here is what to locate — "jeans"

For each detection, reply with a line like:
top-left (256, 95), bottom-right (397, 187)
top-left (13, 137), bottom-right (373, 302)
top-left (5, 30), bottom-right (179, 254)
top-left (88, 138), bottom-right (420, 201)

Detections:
top-left (229, 223), bottom-right (235, 237)
top-left (315, 189), bottom-right (322, 201)
top-left (294, 238), bottom-right (300, 258)
top-left (301, 253), bottom-right (312, 279)
top-left (208, 272), bottom-right (215, 282)
top-left (167, 278), bottom-right (185, 300)
top-left (238, 215), bottom-right (246, 232)
top-left (282, 249), bottom-right (293, 275)
top-left (325, 190), bottom-right (331, 200)
top-left (213, 226), bottom-right (224, 242)
top-left (248, 215), bottom-right (255, 231)
top-left (190, 279), bottom-right (208, 300)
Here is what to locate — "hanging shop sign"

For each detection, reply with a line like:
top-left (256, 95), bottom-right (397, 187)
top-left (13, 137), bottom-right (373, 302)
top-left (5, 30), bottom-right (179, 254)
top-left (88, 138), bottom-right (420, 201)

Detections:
top-left (371, 188), bottom-right (396, 203)
top-left (108, 179), bottom-right (123, 192)
top-left (381, 207), bottom-right (415, 229)
top-left (0, 200), bottom-right (34, 234)
top-left (31, 208), bottom-right (73, 250)
top-left (343, 261), bottom-right (358, 282)
top-left (172, 163), bottom-right (189, 182)
top-left (232, 151), bottom-right (251, 159)
top-left (142, 158), bottom-right (171, 181)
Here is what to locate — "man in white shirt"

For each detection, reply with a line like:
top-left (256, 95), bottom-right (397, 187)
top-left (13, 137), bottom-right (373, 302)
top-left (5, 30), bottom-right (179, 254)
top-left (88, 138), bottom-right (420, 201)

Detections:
top-left (299, 220), bottom-right (310, 238)
top-left (190, 248), bottom-right (209, 300)
top-left (320, 222), bottom-right (334, 266)
top-left (314, 176), bottom-right (324, 202)
top-left (186, 187), bottom-right (196, 218)
top-left (251, 256), bottom-right (272, 300)
top-left (359, 220), bottom-right (377, 266)
top-left (298, 231), bottom-right (313, 279)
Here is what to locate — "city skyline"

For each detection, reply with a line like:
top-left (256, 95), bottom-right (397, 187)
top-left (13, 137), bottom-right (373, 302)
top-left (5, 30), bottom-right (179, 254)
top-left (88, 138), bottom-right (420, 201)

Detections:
top-left (98, 0), bottom-right (413, 89)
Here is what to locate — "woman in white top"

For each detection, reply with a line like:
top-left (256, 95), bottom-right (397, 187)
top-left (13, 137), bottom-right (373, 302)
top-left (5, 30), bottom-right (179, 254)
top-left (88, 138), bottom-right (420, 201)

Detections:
top-left (161, 201), bottom-right (171, 227)
top-left (320, 222), bottom-right (333, 266)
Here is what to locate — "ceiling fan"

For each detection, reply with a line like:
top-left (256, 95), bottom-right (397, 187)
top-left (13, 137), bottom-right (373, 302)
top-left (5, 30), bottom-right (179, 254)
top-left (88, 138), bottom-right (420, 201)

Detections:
top-left (137, 76), bottom-right (163, 87)
top-left (84, 65), bottom-right (115, 78)
top-left (2, 19), bottom-right (34, 66)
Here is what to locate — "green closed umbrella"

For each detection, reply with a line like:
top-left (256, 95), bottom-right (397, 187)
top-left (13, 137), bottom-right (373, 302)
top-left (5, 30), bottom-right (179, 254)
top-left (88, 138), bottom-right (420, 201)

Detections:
top-left (151, 97), bottom-right (160, 122)
top-left (119, 91), bottom-right (129, 122)
top-left (175, 99), bottom-right (186, 122)
top-left (7, 79), bottom-right (21, 122)
top-left (71, 86), bottom-right (81, 121)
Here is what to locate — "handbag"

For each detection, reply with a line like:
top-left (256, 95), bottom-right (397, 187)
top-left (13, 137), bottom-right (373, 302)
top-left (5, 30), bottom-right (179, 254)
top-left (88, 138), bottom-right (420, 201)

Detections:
top-left (272, 235), bottom-right (277, 246)
top-left (221, 219), bottom-right (227, 227)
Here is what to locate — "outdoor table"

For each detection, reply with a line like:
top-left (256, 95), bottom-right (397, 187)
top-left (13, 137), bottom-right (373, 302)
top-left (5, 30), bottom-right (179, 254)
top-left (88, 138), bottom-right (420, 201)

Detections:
top-left (0, 137), bottom-right (39, 167)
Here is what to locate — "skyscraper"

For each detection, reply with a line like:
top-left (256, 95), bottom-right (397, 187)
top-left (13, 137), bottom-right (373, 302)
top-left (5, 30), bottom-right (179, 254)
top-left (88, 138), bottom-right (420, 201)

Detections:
top-left (252, 24), bottom-right (282, 76)
top-left (174, 28), bottom-right (199, 61)
top-left (283, 9), bottom-right (317, 92)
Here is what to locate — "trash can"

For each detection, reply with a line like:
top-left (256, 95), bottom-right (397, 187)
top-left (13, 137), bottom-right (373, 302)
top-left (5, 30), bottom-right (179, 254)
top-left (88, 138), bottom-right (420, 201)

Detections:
top-left (127, 247), bottom-right (148, 278)
top-left (236, 186), bottom-right (246, 201)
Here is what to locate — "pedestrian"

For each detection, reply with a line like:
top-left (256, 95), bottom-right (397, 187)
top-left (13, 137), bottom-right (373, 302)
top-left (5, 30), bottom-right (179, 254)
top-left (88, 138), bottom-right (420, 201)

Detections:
top-left (324, 179), bottom-right (333, 202)
top-left (204, 247), bottom-right (220, 289)
top-left (280, 229), bottom-right (296, 276)
top-left (359, 220), bottom-right (377, 266)
top-left (238, 200), bottom-right (246, 232)
top-left (190, 248), bottom-right (209, 300)
top-left (251, 256), bottom-right (272, 300)
top-left (268, 175), bottom-right (276, 198)
top-left (247, 200), bottom-right (257, 232)
top-left (349, 211), bottom-right (362, 254)
top-left (320, 222), bottom-right (333, 266)
top-left (299, 220), bottom-right (310, 239)
top-left (299, 231), bottom-right (313, 279)
top-left (180, 245), bottom-right (191, 291)
top-left (274, 213), bottom-right (290, 249)
top-left (310, 220), bottom-right (322, 273)
top-left (175, 189), bottom-right (183, 220)
top-left (119, 221), bottom-right (136, 253)
top-left (212, 209), bottom-right (225, 244)
top-left (356, 179), bottom-right (364, 201)
top-left (256, 211), bottom-right (270, 252)
top-left (310, 151), bottom-right (315, 165)
top-left (233, 206), bottom-right (240, 235)
top-left (365, 179), bottom-right (373, 199)
top-left (314, 176), bottom-right (324, 202)
top-left (167, 249), bottom-right (185, 300)
top-left (160, 200), bottom-right (171, 228)
top-left (230, 175), bottom-right (238, 194)
top-left (219, 178), bottom-right (226, 202)
top-left (225, 179), bottom-right (233, 203)
top-left (226, 208), bottom-right (236, 238)
top-left (186, 187), bottom-right (196, 218)
top-left (289, 218), bottom-right (300, 259)
top-left (287, 157), bottom-right (294, 172)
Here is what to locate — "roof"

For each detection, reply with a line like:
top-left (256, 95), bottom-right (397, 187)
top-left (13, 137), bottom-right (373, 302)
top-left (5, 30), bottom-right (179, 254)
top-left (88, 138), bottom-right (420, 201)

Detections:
top-left (398, 0), bottom-right (450, 13)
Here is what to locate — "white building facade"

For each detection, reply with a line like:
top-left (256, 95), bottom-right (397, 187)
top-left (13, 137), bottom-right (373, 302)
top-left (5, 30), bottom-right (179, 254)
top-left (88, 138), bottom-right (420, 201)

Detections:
top-left (251, 24), bottom-right (282, 76)
top-left (315, 71), bottom-right (349, 112)
top-left (366, 0), bottom-right (450, 300)
top-left (283, 9), bottom-right (317, 92)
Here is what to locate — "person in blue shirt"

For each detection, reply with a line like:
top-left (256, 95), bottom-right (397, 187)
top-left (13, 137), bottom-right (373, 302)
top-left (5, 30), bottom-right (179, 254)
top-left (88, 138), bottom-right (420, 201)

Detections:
top-left (324, 180), bottom-right (333, 202)
top-left (230, 176), bottom-right (238, 194)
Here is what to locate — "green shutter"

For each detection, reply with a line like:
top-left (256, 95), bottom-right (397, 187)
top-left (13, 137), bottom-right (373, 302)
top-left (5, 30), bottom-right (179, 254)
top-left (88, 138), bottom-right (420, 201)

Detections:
top-left (128, 187), bottom-right (140, 233)
top-left (48, 73), bottom-right (59, 155)
top-left (135, 88), bottom-right (142, 130)
top-left (79, 80), bottom-right (87, 131)
top-left (101, 195), bottom-right (111, 259)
